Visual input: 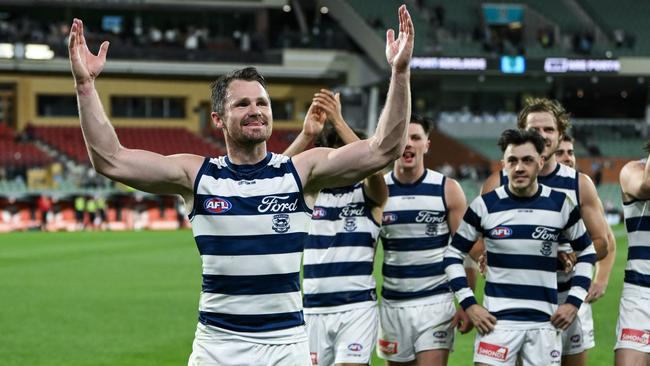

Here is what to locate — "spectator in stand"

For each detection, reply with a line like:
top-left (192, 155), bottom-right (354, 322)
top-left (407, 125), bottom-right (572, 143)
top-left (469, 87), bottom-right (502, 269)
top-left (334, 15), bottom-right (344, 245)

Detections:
top-left (37, 194), bottom-right (52, 231)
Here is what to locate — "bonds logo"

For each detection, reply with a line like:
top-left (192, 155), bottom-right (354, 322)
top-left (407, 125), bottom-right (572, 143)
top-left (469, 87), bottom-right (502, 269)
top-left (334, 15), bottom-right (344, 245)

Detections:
top-left (490, 226), bottom-right (512, 238)
top-left (272, 213), bottom-right (290, 233)
top-left (378, 339), bottom-right (397, 355)
top-left (347, 343), bottom-right (363, 352)
top-left (550, 350), bottom-right (561, 358)
top-left (540, 241), bottom-right (553, 256)
top-left (382, 213), bottom-right (398, 225)
top-left (312, 207), bottom-right (326, 219)
top-left (344, 217), bottom-right (357, 232)
top-left (203, 197), bottom-right (232, 214)
top-left (621, 328), bottom-right (650, 345)
top-left (477, 342), bottom-right (508, 361)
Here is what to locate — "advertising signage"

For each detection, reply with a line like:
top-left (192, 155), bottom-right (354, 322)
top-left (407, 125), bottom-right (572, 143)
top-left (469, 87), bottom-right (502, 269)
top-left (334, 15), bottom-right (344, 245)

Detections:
top-left (411, 56), bottom-right (620, 74)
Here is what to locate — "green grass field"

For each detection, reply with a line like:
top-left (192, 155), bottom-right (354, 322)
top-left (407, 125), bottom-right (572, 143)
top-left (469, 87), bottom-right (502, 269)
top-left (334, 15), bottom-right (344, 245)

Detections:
top-left (0, 225), bottom-right (629, 365)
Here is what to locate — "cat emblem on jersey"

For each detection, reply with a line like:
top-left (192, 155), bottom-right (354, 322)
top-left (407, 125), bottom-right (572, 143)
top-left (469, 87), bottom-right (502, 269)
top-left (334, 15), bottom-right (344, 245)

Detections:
top-left (272, 213), bottom-right (290, 233)
top-left (540, 241), bottom-right (553, 256)
top-left (344, 217), bottom-right (357, 232)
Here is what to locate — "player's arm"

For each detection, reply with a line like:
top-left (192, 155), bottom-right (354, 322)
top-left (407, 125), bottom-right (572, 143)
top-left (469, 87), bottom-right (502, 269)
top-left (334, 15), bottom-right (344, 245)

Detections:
top-left (620, 157), bottom-right (650, 201)
top-left (444, 198), bottom-right (496, 335)
top-left (469, 169), bottom-right (501, 268)
top-left (283, 102), bottom-right (326, 157)
top-left (587, 225), bottom-right (617, 302)
top-left (577, 173), bottom-right (608, 260)
top-left (551, 201), bottom-right (597, 330)
top-left (292, 5), bottom-right (413, 194)
top-left (69, 19), bottom-right (201, 196)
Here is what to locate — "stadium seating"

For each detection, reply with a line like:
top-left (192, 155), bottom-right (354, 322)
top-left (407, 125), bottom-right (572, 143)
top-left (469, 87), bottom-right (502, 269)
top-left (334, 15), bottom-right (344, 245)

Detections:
top-left (32, 126), bottom-right (224, 163)
top-left (0, 125), bottom-right (52, 167)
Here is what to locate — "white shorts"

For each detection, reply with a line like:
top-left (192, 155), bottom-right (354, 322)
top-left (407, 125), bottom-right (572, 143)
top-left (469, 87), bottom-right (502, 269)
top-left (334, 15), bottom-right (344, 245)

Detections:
top-left (561, 301), bottom-right (595, 355)
top-left (188, 323), bottom-right (311, 366)
top-left (377, 293), bottom-right (455, 362)
top-left (474, 322), bottom-right (561, 366)
top-left (305, 305), bottom-right (377, 365)
top-left (615, 291), bottom-right (650, 353)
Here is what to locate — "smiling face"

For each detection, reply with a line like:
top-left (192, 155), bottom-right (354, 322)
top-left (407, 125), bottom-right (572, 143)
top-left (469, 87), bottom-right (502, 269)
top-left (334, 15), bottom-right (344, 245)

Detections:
top-left (503, 142), bottom-right (544, 197)
top-left (396, 122), bottom-right (430, 171)
top-left (211, 79), bottom-right (273, 146)
top-left (555, 140), bottom-right (576, 168)
top-left (523, 112), bottom-right (560, 162)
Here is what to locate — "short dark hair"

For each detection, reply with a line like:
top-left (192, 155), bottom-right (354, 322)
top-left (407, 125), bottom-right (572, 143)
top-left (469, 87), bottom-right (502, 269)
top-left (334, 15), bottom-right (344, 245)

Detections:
top-left (561, 133), bottom-right (574, 143)
top-left (498, 129), bottom-right (545, 155)
top-left (410, 114), bottom-right (432, 134)
top-left (517, 97), bottom-right (571, 136)
top-left (315, 124), bottom-right (366, 148)
top-left (211, 67), bottom-right (267, 115)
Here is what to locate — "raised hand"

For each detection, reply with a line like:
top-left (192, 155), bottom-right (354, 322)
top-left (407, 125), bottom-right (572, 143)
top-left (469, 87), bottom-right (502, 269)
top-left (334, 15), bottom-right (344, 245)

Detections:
top-left (68, 18), bottom-right (110, 85)
top-left (385, 5), bottom-right (414, 73)
top-left (302, 102), bottom-right (327, 138)
top-left (313, 89), bottom-right (344, 125)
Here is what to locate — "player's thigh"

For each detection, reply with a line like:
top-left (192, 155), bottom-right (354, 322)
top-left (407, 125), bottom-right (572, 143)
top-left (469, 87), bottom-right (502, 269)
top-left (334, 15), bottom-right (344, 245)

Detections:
top-left (561, 352), bottom-right (587, 366)
top-left (305, 313), bottom-right (335, 366)
top-left (473, 327), bottom-right (525, 366)
top-left (615, 348), bottom-right (650, 366)
top-left (415, 348), bottom-right (449, 366)
top-left (520, 327), bottom-right (561, 366)
top-left (377, 303), bottom-right (417, 362)
top-left (615, 295), bottom-right (650, 353)
top-left (334, 306), bottom-right (377, 365)
top-left (412, 300), bottom-right (455, 354)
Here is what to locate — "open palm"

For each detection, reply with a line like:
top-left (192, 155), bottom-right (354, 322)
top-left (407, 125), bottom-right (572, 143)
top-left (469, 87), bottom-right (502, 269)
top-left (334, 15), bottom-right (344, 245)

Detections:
top-left (68, 18), bottom-right (109, 84)
top-left (385, 5), bottom-right (415, 73)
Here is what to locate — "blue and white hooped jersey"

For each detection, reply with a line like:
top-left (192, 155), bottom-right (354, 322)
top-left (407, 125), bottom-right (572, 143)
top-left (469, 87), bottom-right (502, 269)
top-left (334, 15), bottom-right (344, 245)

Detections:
top-left (502, 163), bottom-right (580, 294)
top-left (380, 169), bottom-right (452, 304)
top-left (189, 153), bottom-right (311, 342)
top-left (445, 184), bottom-right (596, 324)
top-left (623, 194), bottom-right (650, 294)
top-left (303, 182), bottom-right (380, 314)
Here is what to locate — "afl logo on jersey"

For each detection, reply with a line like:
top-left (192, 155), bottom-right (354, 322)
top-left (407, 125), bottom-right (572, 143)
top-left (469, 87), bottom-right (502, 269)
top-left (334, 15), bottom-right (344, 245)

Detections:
top-left (204, 197), bottom-right (232, 213)
top-left (383, 213), bottom-right (398, 224)
top-left (313, 207), bottom-right (326, 219)
top-left (490, 226), bottom-right (512, 238)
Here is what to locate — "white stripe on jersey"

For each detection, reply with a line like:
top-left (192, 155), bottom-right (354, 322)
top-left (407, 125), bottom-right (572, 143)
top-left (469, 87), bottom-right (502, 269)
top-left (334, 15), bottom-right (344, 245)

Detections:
top-left (303, 275), bottom-right (376, 294)
top-left (383, 248), bottom-right (445, 266)
top-left (304, 246), bottom-right (374, 264)
top-left (199, 291), bottom-right (303, 315)
top-left (197, 173), bottom-right (301, 197)
top-left (202, 252), bottom-right (302, 276)
top-left (192, 212), bottom-right (310, 236)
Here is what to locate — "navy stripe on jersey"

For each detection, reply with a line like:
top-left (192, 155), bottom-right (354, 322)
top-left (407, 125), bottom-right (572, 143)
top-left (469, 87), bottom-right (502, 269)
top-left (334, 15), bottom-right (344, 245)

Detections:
top-left (485, 282), bottom-right (557, 304)
top-left (320, 184), bottom-right (359, 195)
top-left (204, 156), bottom-right (285, 181)
top-left (202, 273), bottom-right (300, 295)
top-left (382, 283), bottom-right (451, 300)
top-left (625, 270), bottom-right (650, 287)
top-left (463, 207), bottom-right (482, 231)
top-left (303, 262), bottom-right (373, 278)
top-left (382, 262), bottom-right (445, 278)
top-left (196, 233), bottom-right (305, 255)
top-left (303, 289), bottom-right (376, 308)
top-left (569, 232), bottom-right (592, 251)
top-left (486, 252), bottom-right (557, 272)
top-left (483, 224), bottom-right (563, 241)
top-left (387, 181), bottom-right (443, 197)
top-left (628, 246), bottom-right (650, 260)
top-left (310, 204), bottom-right (368, 221)
top-left (194, 192), bottom-right (303, 216)
top-left (491, 309), bottom-right (550, 322)
top-left (199, 311), bottom-right (304, 333)
top-left (382, 235), bottom-right (449, 252)
top-left (565, 206), bottom-right (582, 229)
top-left (305, 232), bottom-right (375, 249)
top-left (626, 216), bottom-right (650, 232)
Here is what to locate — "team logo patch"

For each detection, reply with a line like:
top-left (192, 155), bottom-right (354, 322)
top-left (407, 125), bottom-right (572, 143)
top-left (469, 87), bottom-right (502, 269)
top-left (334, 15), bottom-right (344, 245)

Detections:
top-left (571, 334), bottom-right (581, 343)
top-left (433, 331), bottom-right (447, 339)
top-left (540, 241), bottom-right (553, 256)
top-left (477, 342), bottom-right (508, 361)
top-left (312, 207), bottom-right (326, 219)
top-left (621, 328), bottom-right (650, 344)
top-left (344, 217), bottom-right (357, 232)
top-left (490, 226), bottom-right (512, 238)
top-left (347, 343), bottom-right (363, 352)
top-left (272, 213), bottom-right (290, 233)
top-left (550, 349), bottom-right (561, 358)
top-left (382, 213), bottom-right (398, 224)
top-left (203, 197), bottom-right (232, 213)
top-left (378, 339), bottom-right (398, 355)
top-left (310, 352), bottom-right (318, 365)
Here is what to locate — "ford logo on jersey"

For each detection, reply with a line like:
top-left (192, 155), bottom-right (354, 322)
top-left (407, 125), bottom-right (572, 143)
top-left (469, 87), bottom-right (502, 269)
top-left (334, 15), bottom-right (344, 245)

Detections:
top-left (204, 197), bottom-right (232, 214)
top-left (490, 226), bottom-right (512, 238)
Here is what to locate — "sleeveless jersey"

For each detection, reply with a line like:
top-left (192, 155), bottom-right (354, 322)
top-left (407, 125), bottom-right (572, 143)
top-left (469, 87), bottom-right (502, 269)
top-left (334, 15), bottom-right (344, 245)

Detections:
top-left (189, 153), bottom-right (311, 342)
top-left (446, 185), bottom-right (596, 322)
top-left (380, 169), bottom-right (452, 304)
top-left (303, 182), bottom-right (380, 313)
